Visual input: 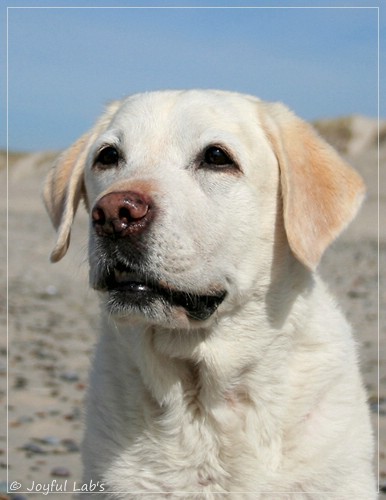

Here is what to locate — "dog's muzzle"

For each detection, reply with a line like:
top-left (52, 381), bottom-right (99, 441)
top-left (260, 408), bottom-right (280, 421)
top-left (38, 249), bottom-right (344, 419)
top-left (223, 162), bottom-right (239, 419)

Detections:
top-left (91, 191), bottom-right (226, 321)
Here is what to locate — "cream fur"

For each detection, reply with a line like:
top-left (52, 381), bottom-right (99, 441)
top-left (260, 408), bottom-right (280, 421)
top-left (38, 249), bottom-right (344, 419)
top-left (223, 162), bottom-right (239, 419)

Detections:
top-left (44, 90), bottom-right (375, 499)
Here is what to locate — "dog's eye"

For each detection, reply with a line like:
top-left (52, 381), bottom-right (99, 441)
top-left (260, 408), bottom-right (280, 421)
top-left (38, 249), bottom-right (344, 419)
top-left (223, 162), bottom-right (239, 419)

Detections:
top-left (95, 146), bottom-right (120, 167)
top-left (203, 146), bottom-right (233, 167)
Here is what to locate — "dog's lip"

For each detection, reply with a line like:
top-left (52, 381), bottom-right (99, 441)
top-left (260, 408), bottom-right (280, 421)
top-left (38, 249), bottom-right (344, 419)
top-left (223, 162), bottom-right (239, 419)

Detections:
top-left (112, 268), bottom-right (150, 290)
top-left (98, 264), bottom-right (226, 321)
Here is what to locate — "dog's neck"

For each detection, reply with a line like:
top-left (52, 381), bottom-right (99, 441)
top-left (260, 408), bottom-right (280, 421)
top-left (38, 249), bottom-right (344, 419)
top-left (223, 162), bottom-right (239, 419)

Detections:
top-left (87, 262), bottom-right (313, 475)
top-left (101, 262), bottom-right (312, 416)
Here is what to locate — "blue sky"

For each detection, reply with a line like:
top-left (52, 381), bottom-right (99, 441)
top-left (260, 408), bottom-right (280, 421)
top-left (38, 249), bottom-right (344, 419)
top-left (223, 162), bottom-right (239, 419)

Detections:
top-left (2, 0), bottom-right (383, 151)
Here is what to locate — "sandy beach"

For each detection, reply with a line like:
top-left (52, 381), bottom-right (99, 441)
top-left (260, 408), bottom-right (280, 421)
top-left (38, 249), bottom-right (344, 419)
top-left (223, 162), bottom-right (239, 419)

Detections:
top-left (1, 115), bottom-right (385, 498)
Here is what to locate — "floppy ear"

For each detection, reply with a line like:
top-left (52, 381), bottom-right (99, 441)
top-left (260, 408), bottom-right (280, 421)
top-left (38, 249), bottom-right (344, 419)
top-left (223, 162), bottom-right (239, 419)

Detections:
top-left (262, 103), bottom-right (365, 270)
top-left (43, 133), bottom-right (91, 262)
top-left (43, 100), bottom-right (121, 263)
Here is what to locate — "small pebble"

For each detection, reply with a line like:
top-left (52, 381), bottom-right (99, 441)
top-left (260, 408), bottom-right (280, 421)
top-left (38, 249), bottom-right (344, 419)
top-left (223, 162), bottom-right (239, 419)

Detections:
top-left (62, 438), bottom-right (80, 453)
top-left (9, 421), bottom-right (21, 428)
top-left (347, 289), bottom-right (367, 298)
top-left (17, 415), bottom-right (34, 424)
top-left (369, 397), bottom-right (386, 415)
top-left (35, 350), bottom-right (51, 360)
top-left (51, 466), bottom-right (71, 478)
top-left (45, 285), bottom-right (59, 296)
top-left (21, 443), bottom-right (45, 455)
top-left (59, 371), bottom-right (79, 383)
top-left (13, 376), bottom-right (27, 389)
top-left (64, 407), bottom-right (81, 421)
top-left (0, 361), bottom-right (6, 374)
top-left (380, 399), bottom-right (386, 416)
top-left (36, 436), bottom-right (61, 446)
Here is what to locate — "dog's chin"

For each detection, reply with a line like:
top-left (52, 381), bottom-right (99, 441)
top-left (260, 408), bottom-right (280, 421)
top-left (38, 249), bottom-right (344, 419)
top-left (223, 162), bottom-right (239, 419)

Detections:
top-left (93, 265), bottom-right (226, 326)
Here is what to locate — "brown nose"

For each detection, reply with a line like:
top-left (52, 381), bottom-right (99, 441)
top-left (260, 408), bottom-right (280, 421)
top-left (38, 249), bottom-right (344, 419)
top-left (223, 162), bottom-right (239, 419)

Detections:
top-left (92, 191), bottom-right (154, 238)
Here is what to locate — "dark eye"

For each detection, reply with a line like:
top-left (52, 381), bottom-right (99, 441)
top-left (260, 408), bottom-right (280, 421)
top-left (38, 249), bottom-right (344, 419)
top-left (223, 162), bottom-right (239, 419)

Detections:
top-left (95, 146), bottom-right (120, 167)
top-left (204, 146), bottom-right (233, 167)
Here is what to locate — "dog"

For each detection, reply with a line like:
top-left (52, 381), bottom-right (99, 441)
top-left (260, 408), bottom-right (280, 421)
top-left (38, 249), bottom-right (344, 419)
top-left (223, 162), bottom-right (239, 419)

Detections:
top-left (44, 90), bottom-right (375, 499)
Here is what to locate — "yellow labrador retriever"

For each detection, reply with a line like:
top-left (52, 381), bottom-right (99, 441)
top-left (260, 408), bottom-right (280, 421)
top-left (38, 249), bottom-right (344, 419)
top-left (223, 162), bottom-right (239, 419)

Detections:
top-left (44, 90), bottom-right (375, 499)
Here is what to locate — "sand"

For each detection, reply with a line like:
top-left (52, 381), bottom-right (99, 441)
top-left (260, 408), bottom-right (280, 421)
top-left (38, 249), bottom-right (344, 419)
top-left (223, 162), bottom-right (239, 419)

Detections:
top-left (1, 116), bottom-right (384, 498)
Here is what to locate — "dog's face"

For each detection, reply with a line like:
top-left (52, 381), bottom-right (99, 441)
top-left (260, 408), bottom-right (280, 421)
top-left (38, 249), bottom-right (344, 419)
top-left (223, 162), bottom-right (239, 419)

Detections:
top-left (84, 91), bottom-right (282, 327)
top-left (44, 90), bottom-right (365, 329)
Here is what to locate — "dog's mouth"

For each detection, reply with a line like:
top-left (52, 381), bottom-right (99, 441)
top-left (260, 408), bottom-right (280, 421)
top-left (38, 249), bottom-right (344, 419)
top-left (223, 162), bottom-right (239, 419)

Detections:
top-left (97, 262), bottom-right (226, 321)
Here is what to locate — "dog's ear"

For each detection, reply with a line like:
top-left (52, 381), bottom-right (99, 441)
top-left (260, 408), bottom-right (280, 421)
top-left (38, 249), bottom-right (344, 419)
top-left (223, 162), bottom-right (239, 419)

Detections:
top-left (262, 103), bottom-right (365, 270)
top-left (43, 100), bottom-right (121, 263)
top-left (43, 133), bottom-right (91, 262)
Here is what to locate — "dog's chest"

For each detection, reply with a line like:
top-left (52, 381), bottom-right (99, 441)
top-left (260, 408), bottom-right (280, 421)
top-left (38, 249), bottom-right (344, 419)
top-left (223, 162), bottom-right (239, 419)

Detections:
top-left (103, 375), bottom-right (264, 495)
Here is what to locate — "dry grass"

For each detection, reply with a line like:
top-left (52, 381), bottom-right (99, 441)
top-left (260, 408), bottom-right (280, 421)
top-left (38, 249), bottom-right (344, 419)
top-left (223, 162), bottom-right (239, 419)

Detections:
top-left (0, 149), bottom-right (59, 172)
top-left (313, 116), bottom-right (355, 154)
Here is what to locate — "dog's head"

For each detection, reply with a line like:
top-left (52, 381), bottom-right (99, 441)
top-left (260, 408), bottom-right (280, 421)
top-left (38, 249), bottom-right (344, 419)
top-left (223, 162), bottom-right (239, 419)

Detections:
top-left (44, 90), bottom-right (364, 328)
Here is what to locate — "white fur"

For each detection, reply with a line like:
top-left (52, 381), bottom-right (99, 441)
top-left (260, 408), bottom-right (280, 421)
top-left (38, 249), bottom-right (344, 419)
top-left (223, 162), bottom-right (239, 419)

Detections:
top-left (44, 90), bottom-right (375, 498)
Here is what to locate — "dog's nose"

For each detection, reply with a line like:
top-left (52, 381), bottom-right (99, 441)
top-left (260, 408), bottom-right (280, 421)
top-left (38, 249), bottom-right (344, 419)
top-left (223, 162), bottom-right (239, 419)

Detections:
top-left (92, 191), bottom-right (154, 237)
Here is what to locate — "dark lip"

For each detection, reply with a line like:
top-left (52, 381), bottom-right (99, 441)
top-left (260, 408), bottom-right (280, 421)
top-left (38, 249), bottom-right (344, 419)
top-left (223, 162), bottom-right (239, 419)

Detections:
top-left (101, 264), bottom-right (226, 321)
